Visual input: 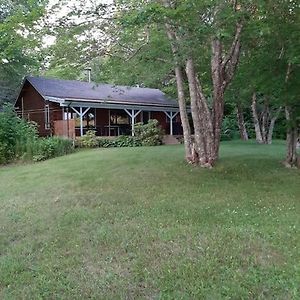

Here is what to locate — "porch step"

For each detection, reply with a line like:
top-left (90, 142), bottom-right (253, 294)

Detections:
top-left (163, 135), bottom-right (181, 145)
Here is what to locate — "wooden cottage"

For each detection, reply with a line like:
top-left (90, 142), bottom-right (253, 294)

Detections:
top-left (15, 76), bottom-right (182, 138)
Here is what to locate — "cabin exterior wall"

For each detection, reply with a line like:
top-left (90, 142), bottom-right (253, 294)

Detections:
top-left (15, 82), bottom-right (63, 137)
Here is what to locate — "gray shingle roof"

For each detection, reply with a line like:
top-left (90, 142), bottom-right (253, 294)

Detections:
top-left (26, 76), bottom-right (178, 108)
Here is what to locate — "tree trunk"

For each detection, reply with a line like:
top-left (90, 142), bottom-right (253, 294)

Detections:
top-left (284, 106), bottom-right (299, 168)
top-left (251, 92), bottom-right (264, 143)
top-left (267, 106), bottom-right (281, 144)
top-left (283, 63), bottom-right (299, 168)
top-left (186, 57), bottom-right (215, 167)
top-left (184, 22), bottom-right (242, 167)
top-left (174, 66), bottom-right (194, 162)
top-left (261, 102), bottom-right (268, 143)
top-left (236, 102), bottom-right (248, 141)
top-left (164, 22), bottom-right (194, 163)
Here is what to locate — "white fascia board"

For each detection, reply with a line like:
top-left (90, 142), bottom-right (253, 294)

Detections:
top-left (44, 96), bottom-right (65, 104)
top-left (60, 100), bottom-right (180, 112)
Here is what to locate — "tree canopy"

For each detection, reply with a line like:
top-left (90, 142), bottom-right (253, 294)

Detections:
top-left (0, 0), bottom-right (45, 103)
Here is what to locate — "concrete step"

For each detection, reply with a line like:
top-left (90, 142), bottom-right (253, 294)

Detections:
top-left (163, 135), bottom-right (181, 145)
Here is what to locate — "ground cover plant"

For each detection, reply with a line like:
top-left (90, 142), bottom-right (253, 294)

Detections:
top-left (0, 141), bottom-right (299, 299)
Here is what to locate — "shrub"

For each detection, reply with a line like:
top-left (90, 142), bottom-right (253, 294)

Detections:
top-left (134, 119), bottom-right (163, 146)
top-left (97, 138), bottom-right (114, 148)
top-left (114, 135), bottom-right (142, 147)
top-left (0, 103), bottom-right (74, 164)
top-left (75, 130), bottom-right (98, 148)
top-left (221, 115), bottom-right (240, 141)
top-left (97, 136), bottom-right (142, 148)
top-left (30, 137), bottom-right (74, 162)
top-left (75, 120), bottom-right (163, 149)
top-left (0, 103), bottom-right (38, 164)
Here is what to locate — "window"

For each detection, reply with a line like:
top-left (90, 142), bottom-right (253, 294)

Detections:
top-left (44, 104), bottom-right (50, 129)
top-left (110, 110), bottom-right (129, 125)
top-left (73, 108), bottom-right (96, 128)
top-left (86, 112), bottom-right (96, 128)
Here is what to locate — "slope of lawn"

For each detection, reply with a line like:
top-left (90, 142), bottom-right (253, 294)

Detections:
top-left (0, 141), bottom-right (299, 299)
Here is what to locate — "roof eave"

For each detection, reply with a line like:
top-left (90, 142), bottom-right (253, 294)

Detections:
top-left (14, 77), bottom-right (30, 106)
top-left (62, 99), bottom-right (179, 112)
top-left (45, 96), bottom-right (180, 111)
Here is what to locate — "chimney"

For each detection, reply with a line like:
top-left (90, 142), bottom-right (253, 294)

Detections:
top-left (85, 67), bottom-right (92, 83)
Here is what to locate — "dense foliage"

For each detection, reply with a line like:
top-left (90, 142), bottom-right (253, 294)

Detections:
top-left (28, 137), bottom-right (74, 162)
top-left (0, 104), bottom-right (74, 164)
top-left (75, 130), bottom-right (99, 148)
top-left (134, 119), bottom-right (163, 146)
top-left (76, 120), bottom-right (163, 149)
top-left (98, 135), bottom-right (142, 148)
top-left (75, 130), bottom-right (141, 148)
top-left (0, 104), bottom-right (36, 163)
top-left (0, 0), bottom-right (46, 104)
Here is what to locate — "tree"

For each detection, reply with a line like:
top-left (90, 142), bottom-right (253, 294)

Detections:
top-left (246, 0), bottom-right (299, 165)
top-left (250, 93), bottom-right (282, 144)
top-left (42, 0), bottom-right (117, 81)
top-left (115, 0), bottom-right (247, 166)
top-left (0, 0), bottom-right (45, 104)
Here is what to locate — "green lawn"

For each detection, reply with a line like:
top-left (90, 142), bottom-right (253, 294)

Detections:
top-left (0, 141), bottom-right (299, 299)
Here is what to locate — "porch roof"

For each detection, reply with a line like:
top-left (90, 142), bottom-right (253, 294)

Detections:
top-left (26, 76), bottom-right (179, 111)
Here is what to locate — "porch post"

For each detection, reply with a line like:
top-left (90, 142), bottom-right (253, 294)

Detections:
top-left (131, 109), bottom-right (135, 136)
top-left (170, 112), bottom-right (173, 136)
top-left (108, 109), bottom-right (111, 136)
top-left (80, 107), bottom-right (83, 136)
top-left (66, 106), bottom-right (69, 138)
top-left (71, 106), bottom-right (90, 137)
top-left (164, 111), bottom-right (179, 136)
top-left (124, 109), bottom-right (141, 136)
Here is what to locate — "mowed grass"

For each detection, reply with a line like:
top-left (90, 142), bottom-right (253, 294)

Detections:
top-left (0, 141), bottom-right (299, 299)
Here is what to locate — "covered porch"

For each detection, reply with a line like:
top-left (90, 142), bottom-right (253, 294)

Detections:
top-left (53, 98), bottom-right (182, 138)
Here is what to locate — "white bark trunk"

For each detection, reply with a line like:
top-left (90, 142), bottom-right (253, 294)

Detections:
top-left (284, 106), bottom-right (299, 168)
top-left (164, 22), bottom-right (193, 162)
top-left (251, 92), bottom-right (264, 144)
top-left (186, 58), bottom-right (216, 167)
top-left (236, 103), bottom-right (248, 141)
top-left (267, 107), bottom-right (282, 144)
top-left (174, 66), bottom-right (194, 161)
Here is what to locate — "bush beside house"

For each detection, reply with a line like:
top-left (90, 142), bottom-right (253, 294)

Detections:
top-left (0, 104), bottom-right (74, 164)
top-left (76, 120), bottom-right (164, 149)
